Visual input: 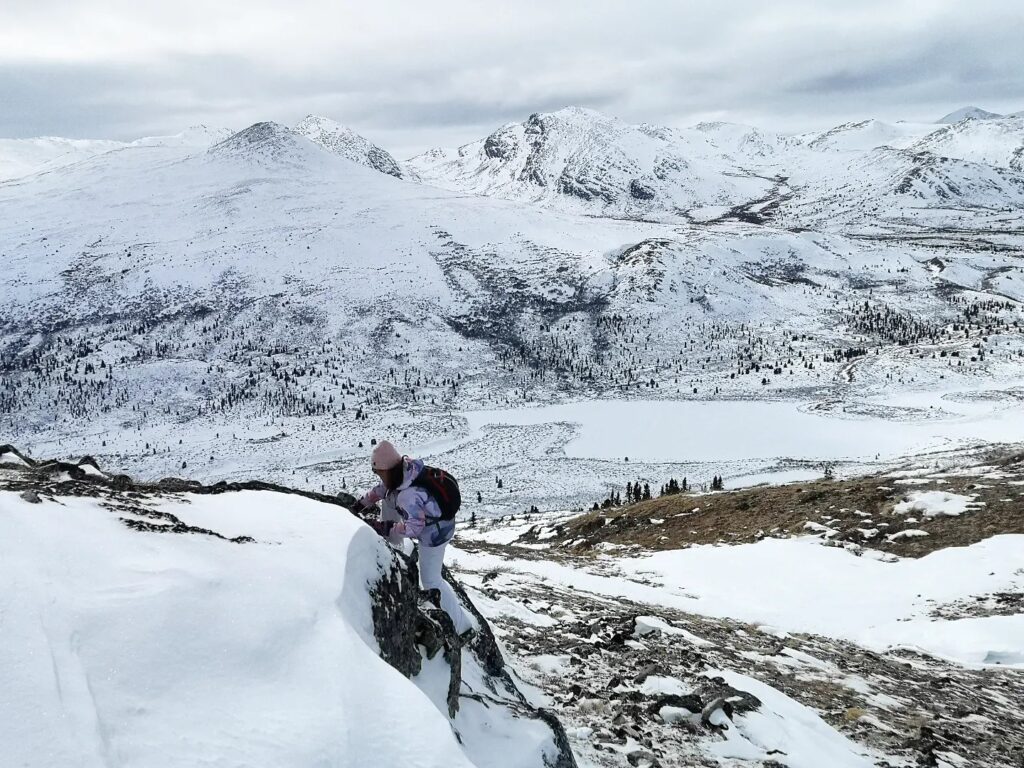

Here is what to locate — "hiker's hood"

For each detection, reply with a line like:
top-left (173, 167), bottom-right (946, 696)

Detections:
top-left (396, 456), bottom-right (425, 491)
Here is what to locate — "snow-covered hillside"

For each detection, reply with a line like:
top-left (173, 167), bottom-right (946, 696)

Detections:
top-left (936, 106), bottom-right (1004, 124)
top-left (0, 451), bottom-right (572, 768)
top-left (295, 115), bottom-right (403, 177)
top-left (907, 116), bottom-right (1024, 170)
top-left (0, 127), bottom-right (233, 181)
top-left (0, 136), bottom-right (123, 180)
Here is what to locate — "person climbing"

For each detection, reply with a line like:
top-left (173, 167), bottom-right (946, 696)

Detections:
top-left (352, 440), bottom-right (474, 638)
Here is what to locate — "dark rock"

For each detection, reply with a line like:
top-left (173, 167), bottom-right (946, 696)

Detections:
top-left (369, 551), bottom-right (422, 679)
top-left (484, 127), bottom-right (519, 160)
top-left (647, 693), bottom-right (703, 715)
top-left (156, 477), bottom-right (203, 490)
top-left (20, 489), bottom-right (41, 503)
top-left (35, 460), bottom-right (86, 480)
top-left (77, 455), bottom-right (103, 472)
top-left (415, 611), bottom-right (445, 660)
top-left (626, 748), bottom-right (659, 767)
top-left (533, 708), bottom-right (578, 768)
top-left (0, 444), bottom-right (35, 467)
top-left (109, 474), bottom-right (134, 490)
top-left (697, 678), bottom-right (761, 717)
top-left (633, 663), bottom-right (660, 683)
top-left (444, 563), bottom-right (506, 677)
top-left (629, 179), bottom-right (656, 201)
top-left (365, 146), bottom-right (402, 179)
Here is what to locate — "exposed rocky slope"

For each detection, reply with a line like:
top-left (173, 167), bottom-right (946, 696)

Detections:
top-left (452, 451), bottom-right (1024, 767)
top-left (541, 448), bottom-right (1024, 557)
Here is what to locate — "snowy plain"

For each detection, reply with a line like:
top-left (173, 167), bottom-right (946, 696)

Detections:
top-left (461, 384), bottom-right (1024, 464)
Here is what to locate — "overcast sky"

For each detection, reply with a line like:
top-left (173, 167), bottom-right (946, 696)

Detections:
top-left (2, 0), bottom-right (1022, 157)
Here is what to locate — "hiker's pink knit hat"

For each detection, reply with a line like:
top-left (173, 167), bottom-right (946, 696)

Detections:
top-left (371, 440), bottom-right (402, 470)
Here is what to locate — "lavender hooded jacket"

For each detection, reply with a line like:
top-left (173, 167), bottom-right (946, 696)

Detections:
top-left (358, 457), bottom-right (456, 547)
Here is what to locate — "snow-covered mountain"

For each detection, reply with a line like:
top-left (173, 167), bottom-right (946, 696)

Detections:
top-left (791, 118), bottom-right (936, 152)
top-left (408, 107), bottom-right (1024, 227)
top-left (407, 107), bottom-right (777, 220)
top-left (295, 114), bottom-right (403, 177)
top-left (937, 106), bottom-right (1004, 123)
top-left (130, 124), bottom-right (235, 149)
top-left (906, 116), bottom-right (1024, 169)
top-left (2, 106), bottom-right (1024, 492)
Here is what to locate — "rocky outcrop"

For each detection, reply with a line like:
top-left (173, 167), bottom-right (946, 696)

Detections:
top-left (456, 536), bottom-right (1024, 768)
top-left (0, 446), bottom-right (579, 766)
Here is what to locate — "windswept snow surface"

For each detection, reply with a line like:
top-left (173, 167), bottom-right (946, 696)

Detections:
top-left (451, 535), bottom-right (1024, 667)
top-left (0, 137), bottom-right (123, 180)
top-left (0, 489), bottom-right (547, 768)
top-left (0, 127), bottom-right (232, 181)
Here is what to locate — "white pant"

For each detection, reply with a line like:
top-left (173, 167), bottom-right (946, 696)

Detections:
top-left (380, 497), bottom-right (471, 635)
top-left (418, 541), bottom-right (472, 636)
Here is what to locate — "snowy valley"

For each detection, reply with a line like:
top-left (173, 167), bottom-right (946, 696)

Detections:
top-left (1, 103), bottom-right (1023, 767)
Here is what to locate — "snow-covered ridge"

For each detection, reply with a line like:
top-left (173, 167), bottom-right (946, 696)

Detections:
top-left (295, 114), bottom-right (403, 177)
top-left (0, 126), bottom-right (234, 181)
top-left (407, 105), bottom-right (1024, 223)
top-left (0, 447), bottom-right (575, 768)
top-left (937, 106), bottom-right (1004, 124)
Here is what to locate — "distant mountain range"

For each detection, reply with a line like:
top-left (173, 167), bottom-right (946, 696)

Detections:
top-left (1, 104), bottom-right (1022, 481)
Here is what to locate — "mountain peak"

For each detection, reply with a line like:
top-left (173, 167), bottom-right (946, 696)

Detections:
top-left (293, 115), bottom-right (402, 178)
top-left (207, 122), bottom-right (310, 166)
top-left (536, 105), bottom-right (613, 121)
top-left (937, 106), bottom-right (1003, 124)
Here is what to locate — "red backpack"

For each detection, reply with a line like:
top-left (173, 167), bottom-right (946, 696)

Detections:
top-left (411, 465), bottom-right (462, 521)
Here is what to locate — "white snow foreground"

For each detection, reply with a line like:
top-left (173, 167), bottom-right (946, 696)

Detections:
top-left (0, 488), bottom-right (569, 768)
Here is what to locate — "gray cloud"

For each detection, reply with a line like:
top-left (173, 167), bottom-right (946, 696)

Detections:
top-left (0, 0), bottom-right (1021, 156)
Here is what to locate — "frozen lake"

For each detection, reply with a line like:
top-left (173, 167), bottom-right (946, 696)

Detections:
top-left (462, 392), bottom-right (1024, 464)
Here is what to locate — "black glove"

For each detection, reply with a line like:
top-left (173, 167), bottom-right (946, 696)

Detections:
top-left (368, 519), bottom-right (395, 537)
top-left (350, 499), bottom-right (374, 517)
